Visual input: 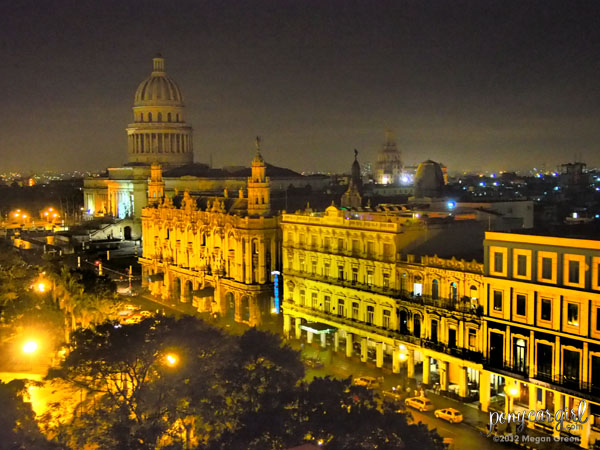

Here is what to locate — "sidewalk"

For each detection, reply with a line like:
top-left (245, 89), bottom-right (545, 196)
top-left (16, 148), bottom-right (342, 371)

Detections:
top-left (293, 339), bottom-right (582, 450)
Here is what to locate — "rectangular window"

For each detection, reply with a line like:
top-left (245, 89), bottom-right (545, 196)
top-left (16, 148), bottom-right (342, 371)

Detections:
top-left (537, 343), bottom-right (553, 380)
top-left (299, 233), bottom-right (305, 245)
top-left (337, 299), bottom-right (345, 317)
top-left (323, 262), bottom-right (330, 278)
top-left (311, 260), bottom-right (317, 275)
top-left (563, 349), bottom-right (580, 385)
top-left (448, 328), bottom-right (457, 348)
top-left (299, 256), bottom-right (305, 272)
top-left (383, 243), bottom-right (392, 258)
top-left (338, 265), bottom-right (345, 281)
top-left (382, 310), bottom-right (391, 329)
top-left (323, 237), bottom-right (330, 250)
top-left (541, 257), bottom-right (553, 280)
top-left (352, 302), bottom-right (359, 320)
top-left (596, 308), bottom-right (600, 332)
top-left (541, 299), bottom-right (552, 321)
top-left (299, 290), bottom-right (305, 306)
top-left (567, 303), bottom-right (579, 326)
top-left (516, 294), bottom-right (526, 316)
top-left (569, 260), bottom-right (580, 284)
top-left (494, 252), bottom-right (504, 273)
top-left (366, 271), bottom-right (373, 286)
top-left (352, 267), bottom-right (358, 283)
top-left (352, 239), bottom-right (360, 254)
top-left (324, 296), bottom-right (331, 313)
top-left (311, 293), bottom-right (318, 309)
top-left (338, 238), bottom-right (344, 251)
top-left (468, 329), bottom-right (477, 349)
top-left (493, 290), bottom-right (503, 311)
top-left (382, 273), bottom-right (390, 288)
top-left (431, 320), bottom-right (438, 342)
top-left (366, 306), bottom-right (374, 324)
top-left (517, 254), bottom-right (527, 277)
top-left (367, 241), bottom-right (375, 257)
top-left (311, 235), bottom-right (317, 248)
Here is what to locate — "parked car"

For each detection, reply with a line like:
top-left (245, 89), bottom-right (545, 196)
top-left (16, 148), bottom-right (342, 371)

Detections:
top-left (434, 408), bottom-right (463, 423)
top-left (353, 376), bottom-right (381, 389)
top-left (404, 397), bottom-right (434, 412)
top-left (382, 387), bottom-right (404, 404)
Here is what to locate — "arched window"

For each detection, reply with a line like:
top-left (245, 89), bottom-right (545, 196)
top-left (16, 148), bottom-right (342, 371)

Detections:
top-left (158, 112), bottom-right (162, 122)
top-left (148, 112), bottom-right (153, 122)
top-left (450, 282), bottom-right (458, 301)
top-left (167, 112), bottom-right (172, 122)
top-left (432, 279), bottom-right (439, 300)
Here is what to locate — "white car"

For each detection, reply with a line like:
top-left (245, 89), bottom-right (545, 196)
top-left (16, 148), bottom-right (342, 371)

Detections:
top-left (353, 376), bottom-right (381, 389)
top-left (404, 397), bottom-right (434, 412)
top-left (434, 408), bottom-right (463, 423)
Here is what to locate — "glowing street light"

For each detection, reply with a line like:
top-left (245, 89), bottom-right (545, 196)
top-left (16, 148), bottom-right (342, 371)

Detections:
top-left (164, 353), bottom-right (179, 367)
top-left (36, 282), bottom-right (46, 293)
top-left (398, 352), bottom-right (407, 361)
top-left (23, 340), bottom-right (38, 354)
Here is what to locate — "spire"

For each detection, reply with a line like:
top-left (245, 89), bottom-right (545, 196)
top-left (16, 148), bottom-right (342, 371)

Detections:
top-left (253, 135), bottom-right (264, 164)
top-left (152, 54), bottom-right (165, 73)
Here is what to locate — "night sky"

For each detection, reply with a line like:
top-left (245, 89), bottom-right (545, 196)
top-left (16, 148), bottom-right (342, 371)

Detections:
top-left (2, 0), bottom-right (599, 174)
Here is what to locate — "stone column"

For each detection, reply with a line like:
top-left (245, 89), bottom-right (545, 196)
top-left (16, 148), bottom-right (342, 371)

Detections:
top-left (346, 333), bottom-right (353, 358)
top-left (407, 349), bottom-right (415, 379)
top-left (376, 342), bottom-right (384, 368)
top-left (307, 331), bottom-right (313, 344)
top-left (553, 393), bottom-right (563, 439)
top-left (245, 240), bottom-right (252, 284)
top-left (440, 360), bottom-right (449, 392)
top-left (479, 370), bottom-right (490, 412)
top-left (283, 314), bottom-right (291, 338)
top-left (334, 332), bottom-right (339, 352)
top-left (422, 355), bottom-right (431, 385)
top-left (361, 338), bottom-right (368, 363)
top-left (392, 348), bottom-right (401, 374)
top-left (295, 318), bottom-right (302, 340)
top-left (528, 384), bottom-right (537, 430)
top-left (581, 401), bottom-right (592, 450)
top-left (320, 333), bottom-right (327, 348)
top-left (258, 240), bottom-right (266, 284)
top-left (458, 365), bottom-right (468, 398)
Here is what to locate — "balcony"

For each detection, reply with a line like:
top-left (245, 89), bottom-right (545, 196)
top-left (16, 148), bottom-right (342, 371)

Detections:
top-left (422, 340), bottom-right (484, 363)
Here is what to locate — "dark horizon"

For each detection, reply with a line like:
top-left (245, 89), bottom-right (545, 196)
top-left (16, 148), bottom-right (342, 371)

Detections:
top-left (2, 0), bottom-right (599, 174)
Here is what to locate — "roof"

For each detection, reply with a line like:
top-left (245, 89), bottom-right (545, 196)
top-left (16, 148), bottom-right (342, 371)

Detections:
top-left (163, 163), bottom-right (302, 179)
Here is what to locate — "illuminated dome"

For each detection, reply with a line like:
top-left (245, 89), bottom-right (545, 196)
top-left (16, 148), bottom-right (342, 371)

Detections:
top-left (414, 160), bottom-right (445, 198)
top-left (126, 55), bottom-right (194, 167)
top-left (134, 55), bottom-right (183, 106)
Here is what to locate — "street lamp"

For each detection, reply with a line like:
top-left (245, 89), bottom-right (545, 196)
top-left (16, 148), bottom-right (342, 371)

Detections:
top-left (23, 340), bottom-right (38, 354)
top-left (164, 353), bottom-right (179, 367)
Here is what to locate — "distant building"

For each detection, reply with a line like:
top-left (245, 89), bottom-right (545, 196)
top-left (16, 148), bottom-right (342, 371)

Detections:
top-left (375, 130), bottom-right (402, 185)
top-left (340, 150), bottom-right (363, 209)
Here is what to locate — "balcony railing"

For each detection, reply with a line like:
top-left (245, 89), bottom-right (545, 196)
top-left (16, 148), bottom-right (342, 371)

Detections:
top-left (285, 269), bottom-right (481, 316)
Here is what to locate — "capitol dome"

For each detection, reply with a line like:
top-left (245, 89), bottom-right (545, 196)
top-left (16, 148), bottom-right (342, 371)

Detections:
top-left (134, 55), bottom-right (184, 106)
top-left (126, 55), bottom-right (194, 167)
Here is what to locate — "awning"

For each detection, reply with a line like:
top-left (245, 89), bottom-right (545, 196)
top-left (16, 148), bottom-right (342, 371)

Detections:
top-left (299, 322), bottom-right (337, 335)
top-left (147, 272), bottom-right (164, 282)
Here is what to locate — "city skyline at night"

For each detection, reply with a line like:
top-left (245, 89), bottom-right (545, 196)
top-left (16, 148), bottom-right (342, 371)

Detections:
top-left (2, 0), bottom-right (600, 173)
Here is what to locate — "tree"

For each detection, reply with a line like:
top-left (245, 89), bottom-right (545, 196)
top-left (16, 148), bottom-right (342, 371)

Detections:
top-left (0, 379), bottom-right (60, 450)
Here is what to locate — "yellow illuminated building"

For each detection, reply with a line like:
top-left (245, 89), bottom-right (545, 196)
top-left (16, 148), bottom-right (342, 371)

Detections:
top-left (140, 143), bottom-right (279, 327)
top-left (281, 207), bottom-right (600, 448)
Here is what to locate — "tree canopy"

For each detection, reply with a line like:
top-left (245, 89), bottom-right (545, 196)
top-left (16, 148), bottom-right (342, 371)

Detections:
top-left (45, 315), bottom-right (445, 450)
